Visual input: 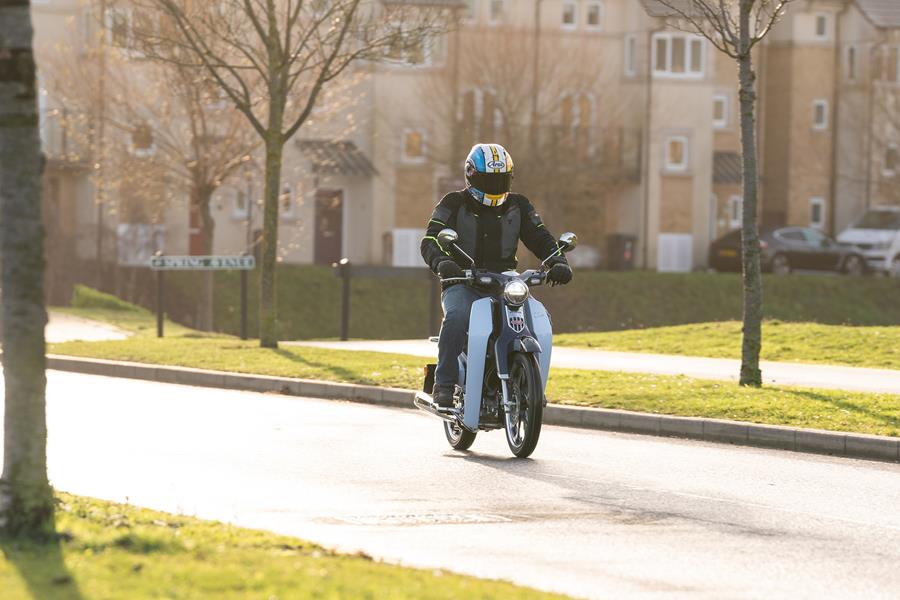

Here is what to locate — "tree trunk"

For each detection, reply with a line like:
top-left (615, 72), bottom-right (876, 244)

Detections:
top-left (0, 2), bottom-right (56, 537)
top-left (259, 136), bottom-right (283, 348)
top-left (193, 184), bottom-right (215, 331)
top-left (737, 16), bottom-right (763, 387)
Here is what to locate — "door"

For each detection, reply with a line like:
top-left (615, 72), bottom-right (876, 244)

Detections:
top-left (775, 228), bottom-right (813, 269)
top-left (802, 228), bottom-right (841, 271)
top-left (314, 190), bottom-right (343, 265)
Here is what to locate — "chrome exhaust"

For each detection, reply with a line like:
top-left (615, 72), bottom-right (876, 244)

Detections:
top-left (414, 392), bottom-right (458, 423)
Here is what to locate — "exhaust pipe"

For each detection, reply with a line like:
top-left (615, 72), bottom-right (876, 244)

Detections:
top-left (414, 392), bottom-right (458, 423)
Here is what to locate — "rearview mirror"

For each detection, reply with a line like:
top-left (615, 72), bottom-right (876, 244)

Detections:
top-left (437, 228), bottom-right (458, 246)
top-left (558, 232), bottom-right (578, 252)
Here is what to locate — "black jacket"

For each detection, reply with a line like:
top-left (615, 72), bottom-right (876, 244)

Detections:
top-left (420, 190), bottom-right (565, 276)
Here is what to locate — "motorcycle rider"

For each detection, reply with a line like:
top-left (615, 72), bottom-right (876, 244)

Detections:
top-left (421, 143), bottom-right (573, 408)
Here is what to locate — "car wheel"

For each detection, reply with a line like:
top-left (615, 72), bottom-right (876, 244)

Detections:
top-left (843, 254), bottom-right (865, 276)
top-left (771, 253), bottom-right (791, 275)
top-left (891, 258), bottom-right (900, 279)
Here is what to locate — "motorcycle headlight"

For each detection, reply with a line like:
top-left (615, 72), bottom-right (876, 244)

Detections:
top-left (503, 280), bottom-right (530, 306)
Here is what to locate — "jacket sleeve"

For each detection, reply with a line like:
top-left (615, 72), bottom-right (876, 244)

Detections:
top-left (421, 193), bottom-right (461, 274)
top-left (519, 196), bottom-right (567, 265)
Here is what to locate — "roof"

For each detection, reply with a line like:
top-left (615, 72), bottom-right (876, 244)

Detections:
top-left (856, 0), bottom-right (900, 29)
top-left (298, 140), bottom-right (377, 177)
top-left (713, 151), bottom-right (742, 184)
top-left (381, 0), bottom-right (467, 6)
top-left (639, 0), bottom-right (697, 18)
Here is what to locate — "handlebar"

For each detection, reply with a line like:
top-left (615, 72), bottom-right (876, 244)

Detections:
top-left (439, 269), bottom-right (547, 286)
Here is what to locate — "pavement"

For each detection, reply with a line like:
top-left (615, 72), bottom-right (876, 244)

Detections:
top-left (45, 311), bottom-right (129, 343)
top-left (290, 339), bottom-right (900, 395)
top-left (20, 371), bottom-right (900, 599)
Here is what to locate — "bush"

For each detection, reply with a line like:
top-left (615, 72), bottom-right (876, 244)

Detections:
top-left (71, 284), bottom-right (146, 313)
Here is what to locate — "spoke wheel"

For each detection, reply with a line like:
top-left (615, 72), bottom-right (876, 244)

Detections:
top-left (844, 255), bottom-right (864, 276)
top-left (504, 353), bottom-right (544, 458)
top-left (772, 253), bottom-right (791, 275)
top-left (444, 391), bottom-right (476, 451)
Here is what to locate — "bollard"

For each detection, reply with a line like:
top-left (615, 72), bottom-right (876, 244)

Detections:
top-left (334, 258), bottom-right (351, 341)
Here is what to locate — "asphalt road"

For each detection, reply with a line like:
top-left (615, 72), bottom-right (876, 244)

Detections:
top-left (291, 339), bottom-right (900, 395)
top-left (14, 371), bottom-right (900, 599)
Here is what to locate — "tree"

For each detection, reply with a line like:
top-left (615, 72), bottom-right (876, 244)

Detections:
top-left (44, 12), bottom-right (260, 329)
top-left (136, 0), bottom-right (449, 347)
top-left (0, 0), bottom-right (55, 537)
top-left (652, 0), bottom-right (793, 386)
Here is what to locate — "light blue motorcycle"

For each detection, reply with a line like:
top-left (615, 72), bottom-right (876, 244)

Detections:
top-left (415, 228), bottom-right (578, 458)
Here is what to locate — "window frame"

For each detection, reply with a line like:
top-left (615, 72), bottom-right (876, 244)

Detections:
top-left (561, 1), bottom-right (577, 30)
top-left (652, 32), bottom-right (706, 79)
top-left (280, 184), bottom-right (297, 220)
top-left (106, 6), bottom-right (134, 50)
top-left (809, 197), bottom-right (826, 230)
top-left (400, 128), bottom-right (428, 164)
top-left (712, 93), bottom-right (729, 129)
top-left (728, 195), bottom-right (742, 229)
top-left (624, 33), bottom-right (637, 77)
top-left (664, 135), bottom-right (690, 173)
top-left (845, 44), bottom-right (858, 82)
top-left (883, 143), bottom-right (898, 177)
top-left (488, 0), bottom-right (505, 26)
top-left (812, 99), bottom-right (829, 130)
top-left (232, 187), bottom-right (250, 220)
top-left (585, 1), bottom-right (604, 31)
top-left (462, 0), bottom-right (478, 23)
top-left (814, 13), bottom-right (829, 40)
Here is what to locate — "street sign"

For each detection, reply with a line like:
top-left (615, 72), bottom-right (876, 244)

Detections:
top-left (149, 255), bottom-right (256, 271)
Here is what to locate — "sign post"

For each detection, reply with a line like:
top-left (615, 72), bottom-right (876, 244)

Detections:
top-left (150, 254), bottom-right (257, 339)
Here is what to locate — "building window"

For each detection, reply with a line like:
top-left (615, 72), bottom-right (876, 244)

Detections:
top-left (387, 31), bottom-right (445, 67)
top-left (812, 99), bottom-right (828, 130)
top-left (884, 144), bottom-right (898, 177)
top-left (814, 13), bottom-right (828, 39)
top-left (885, 47), bottom-right (900, 82)
top-left (131, 122), bottom-right (156, 157)
top-left (664, 136), bottom-right (689, 172)
top-left (845, 45), bottom-right (857, 81)
top-left (233, 188), bottom-right (249, 219)
top-left (713, 94), bottom-right (728, 129)
top-left (489, 0), bottom-right (504, 25)
top-left (106, 7), bottom-right (133, 49)
top-left (624, 34), bottom-right (637, 77)
top-left (463, 0), bottom-right (477, 22)
top-left (810, 197), bottom-right (826, 229)
top-left (401, 129), bottom-right (427, 163)
top-left (653, 33), bottom-right (705, 78)
top-left (561, 1), bottom-right (577, 29)
top-left (586, 1), bottom-right (603, 30)
top-left (728, 196), bottom-right (742, 229)
top-left (280, 184), bottom-right (296, 220)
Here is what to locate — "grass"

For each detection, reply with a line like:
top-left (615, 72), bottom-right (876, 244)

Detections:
top-left (49, 334), bottom-right (900, 438)
top-left (0, 494), bottom-right (563, 600)
top-left (556, 320), bottom-right (900, 370)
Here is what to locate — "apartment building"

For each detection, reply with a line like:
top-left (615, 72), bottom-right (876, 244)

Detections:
top-left (31, 0), bottom-right (900, 285)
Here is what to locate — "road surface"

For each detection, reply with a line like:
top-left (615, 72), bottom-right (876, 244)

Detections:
top-left (290, 339), bottom-right (900, 395)
top-left (7, 371), bottom-right (897, 599)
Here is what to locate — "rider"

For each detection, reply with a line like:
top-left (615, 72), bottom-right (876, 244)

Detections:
top-left (421, 143), bottom-right (573, 408)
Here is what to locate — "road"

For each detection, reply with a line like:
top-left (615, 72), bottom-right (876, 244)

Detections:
top-left (291, 339), bottom-right (900, 395)
top-left (7, 371), bottom-right (896, 599)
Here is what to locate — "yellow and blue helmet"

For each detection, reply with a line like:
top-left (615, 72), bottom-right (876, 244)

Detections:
top-left (465, 143), bottom-right (514, 207)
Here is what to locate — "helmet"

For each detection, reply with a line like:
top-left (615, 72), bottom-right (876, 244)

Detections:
top-left (464, 143), bottom-right (514, 207)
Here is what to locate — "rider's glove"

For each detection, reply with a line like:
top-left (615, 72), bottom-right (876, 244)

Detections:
top-left (547, 261), bottom-right (573, 287)
top-left (437, 260), bottom-right (464, 281)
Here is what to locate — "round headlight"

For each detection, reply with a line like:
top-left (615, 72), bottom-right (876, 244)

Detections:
top-left (504, 279), bottom-right (530, 306)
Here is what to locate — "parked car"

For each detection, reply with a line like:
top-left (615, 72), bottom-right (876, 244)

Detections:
top-left (709, 227), bottom-right (867, 275)
top-left (836, 206), bottom-right (900, 277)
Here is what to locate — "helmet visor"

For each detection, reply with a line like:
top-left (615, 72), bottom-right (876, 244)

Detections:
top-left (469, 171), bottom-right (512, 196)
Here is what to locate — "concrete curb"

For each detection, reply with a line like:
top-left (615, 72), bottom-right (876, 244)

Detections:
top-left (47, 354), bottom-right (900, 464)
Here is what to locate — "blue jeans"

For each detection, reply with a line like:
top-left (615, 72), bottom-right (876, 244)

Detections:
top-left (435, 284), bottom-right (491, 389)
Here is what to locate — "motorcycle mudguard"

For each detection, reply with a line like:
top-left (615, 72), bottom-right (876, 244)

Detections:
top-left (463, 297), bottom-right (493, 431)
top-left (526, 298), bottom-right (553, 392)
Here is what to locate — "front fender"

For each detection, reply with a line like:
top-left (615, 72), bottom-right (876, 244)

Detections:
top-left (510, 336), bottom-right (542, 354)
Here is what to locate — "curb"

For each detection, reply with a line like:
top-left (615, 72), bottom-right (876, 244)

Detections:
top-left (47, 354), bottom-right (900, 464)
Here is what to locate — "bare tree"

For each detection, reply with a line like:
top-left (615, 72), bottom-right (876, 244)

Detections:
top-left (652, 0), bottom-right (793, 386)
top-left (0, 0), bottom-right (55, 537)
top-left (134, 0), bottom-right (449, 347)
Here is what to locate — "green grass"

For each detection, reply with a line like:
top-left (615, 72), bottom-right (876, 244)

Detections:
top-left (556, 321), bottom-right (900, 370)
top-left (0, 494), bottom-right (562, 600)
top-left (183, 268), bottom-right (900, 339)
top-left (55, 306), bottom-right (223, 340)
top-left (71, 285), bottom-right (145, 313)
top-left (49, 335), bottom-right (900, 438)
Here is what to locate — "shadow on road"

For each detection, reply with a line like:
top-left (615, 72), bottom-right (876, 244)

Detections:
top-left (0, 529), bottom-right (84, 600)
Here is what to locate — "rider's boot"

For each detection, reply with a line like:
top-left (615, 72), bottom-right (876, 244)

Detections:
top-left (432, 384), bottom-right (455, 409)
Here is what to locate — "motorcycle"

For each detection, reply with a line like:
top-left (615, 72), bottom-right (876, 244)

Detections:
top-left (414, 227), bottom-right (578, 458)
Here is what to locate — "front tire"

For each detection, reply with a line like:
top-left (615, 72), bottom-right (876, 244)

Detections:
top-left (771, 253), bottom-right (791, 275)
top-left (504, 353), bottom-right (544, 458)
top-left (843, 254), bottom-right (865, 276)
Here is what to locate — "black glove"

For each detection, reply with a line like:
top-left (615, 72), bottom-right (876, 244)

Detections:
top-left (547, 262), bottom-right (573, 287)
top-left (437, 260), bottom-right (464, 281)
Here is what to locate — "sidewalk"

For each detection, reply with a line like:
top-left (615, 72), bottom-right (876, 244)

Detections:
top-left (46, 311), bottom-right (130, 343)
top-left (287, 339), bottom-right (900, 395)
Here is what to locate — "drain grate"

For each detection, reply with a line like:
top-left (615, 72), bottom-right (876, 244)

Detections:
top-left (331, 513), bottom-right (514, 527)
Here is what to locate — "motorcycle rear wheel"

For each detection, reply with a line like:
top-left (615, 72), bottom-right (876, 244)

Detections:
top-left (505, 352), bottom-right (544, 458)
top-left (444, 419), bottom-right (476, 450)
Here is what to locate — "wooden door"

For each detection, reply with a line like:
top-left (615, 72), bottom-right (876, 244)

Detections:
top-left (314, 190), bottom-right (344, 265)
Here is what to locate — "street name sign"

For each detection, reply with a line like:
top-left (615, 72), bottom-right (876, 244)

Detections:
top-left (149, 255), bottom-right (256, 271)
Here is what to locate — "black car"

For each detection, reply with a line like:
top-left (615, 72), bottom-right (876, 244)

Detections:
top-left (708, 227), bottom-right (866, 275)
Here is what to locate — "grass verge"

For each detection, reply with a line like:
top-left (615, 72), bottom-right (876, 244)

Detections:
top-left (0, 494), bottom-right (562, 600)
top-left (49, 335), bottom-right (900, 438)
top-left (556, 321), bottom-right (900, 371)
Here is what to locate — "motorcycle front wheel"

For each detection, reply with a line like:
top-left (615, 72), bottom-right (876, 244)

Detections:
top-left (505, 352), bottom-right (544, 458)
